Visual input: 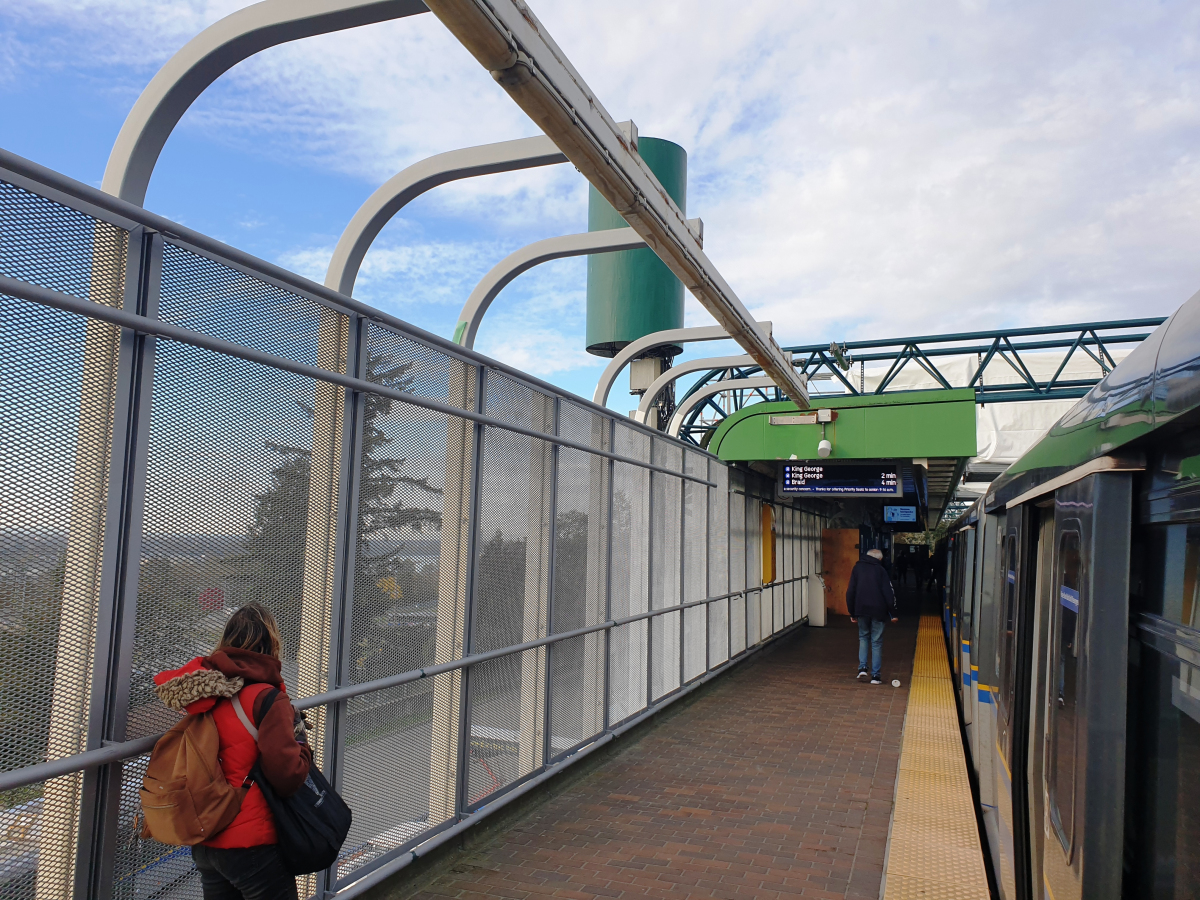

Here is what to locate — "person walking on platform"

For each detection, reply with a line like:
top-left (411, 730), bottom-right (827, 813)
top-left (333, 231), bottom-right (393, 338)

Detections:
top-left (151, 603), bottom-right (312, 900)
top-left (847, 549), bottom-right (899, 684)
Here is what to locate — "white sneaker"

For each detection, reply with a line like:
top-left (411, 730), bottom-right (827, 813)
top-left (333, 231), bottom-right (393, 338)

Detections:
top-left (857, 669), bottom-right (869, 680)
top-left (870, 677), bottom-right (883, 685)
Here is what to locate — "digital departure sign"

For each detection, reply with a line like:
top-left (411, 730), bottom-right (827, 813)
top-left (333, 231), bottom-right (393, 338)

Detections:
top-left (780, 463), bottom-right (901, 496)
top-left (884, 505), bottom-right (918, 523)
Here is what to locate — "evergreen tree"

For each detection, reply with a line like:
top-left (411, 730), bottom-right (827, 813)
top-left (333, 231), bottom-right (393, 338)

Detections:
top-left (225, 353), bottom-right (444, 673)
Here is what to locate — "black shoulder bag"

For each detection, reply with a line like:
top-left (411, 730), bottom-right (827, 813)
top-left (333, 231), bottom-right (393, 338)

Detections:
top-left (244, 689), bottom-right (353, 875)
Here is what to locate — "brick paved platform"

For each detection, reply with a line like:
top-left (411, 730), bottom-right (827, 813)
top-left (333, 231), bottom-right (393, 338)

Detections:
top-left (386, 605), bottom-right (921, 900)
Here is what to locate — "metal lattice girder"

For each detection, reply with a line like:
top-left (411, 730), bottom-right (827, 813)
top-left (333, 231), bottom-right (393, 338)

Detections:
top-left (671, 318), bottom-right (1166, 443)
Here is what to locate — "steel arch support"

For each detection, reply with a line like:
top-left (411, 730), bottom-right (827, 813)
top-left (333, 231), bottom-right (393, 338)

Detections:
top-left (667, 376), bottom-right (777, 438)
top-left (328, 134), bottom-right (564, 294)
top-left (454, 224), bottom-right (671, 349)
top-left (102, 0), bottom-right (429, 205)
top-left (325, 121), bottom-right (637, 295)
top-left (631, 354), bottom-right (758, 423)
top-left (593, 322), bottom-right (773, 408)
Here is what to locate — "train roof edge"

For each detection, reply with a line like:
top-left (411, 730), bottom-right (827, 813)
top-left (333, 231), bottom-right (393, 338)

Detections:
top-left (980, 286), bottom-right (1200, 514)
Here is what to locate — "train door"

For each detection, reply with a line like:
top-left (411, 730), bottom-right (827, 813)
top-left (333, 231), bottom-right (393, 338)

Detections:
top-left (948, 533), bottom-right (960, 682)
top-left (994, 504), bottom-right (1039, 900)
top-left (1025, 507), bottom-right (1057, 900)
top-left (978, 511), bottom-right (1005, 886)
top-left (1038, 473), bottom-right (1130, 900)
top-left (961, 526), bottom-right (978, 728)
top-left (973, 513), bottom-right (997, 812)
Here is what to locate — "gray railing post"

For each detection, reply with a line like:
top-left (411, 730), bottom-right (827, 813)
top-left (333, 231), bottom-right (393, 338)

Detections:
top-left (315, 310), bottom-right (366, 897)
top-left (679, 457), bottom-right (687, 689)
top-left (645, 443), bottom-right (655, 710)
top-left (602, 418), bottom-right (615, 732)
top-left (541, 397), bottom-right (561, 766)
top-left (76, 227), bottom-right (160, 900)
top-left (454, 364), bottom-right (486, 816)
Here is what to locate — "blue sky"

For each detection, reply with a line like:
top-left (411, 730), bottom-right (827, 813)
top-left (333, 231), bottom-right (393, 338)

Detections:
top-left (3, 0), bottom-right (1200, 406)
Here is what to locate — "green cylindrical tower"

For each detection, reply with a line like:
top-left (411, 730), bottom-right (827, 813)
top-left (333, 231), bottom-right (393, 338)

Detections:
top-left (586, 137), bottom-right (686, 357)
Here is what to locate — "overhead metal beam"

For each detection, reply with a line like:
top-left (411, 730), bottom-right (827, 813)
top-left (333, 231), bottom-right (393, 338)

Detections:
top-left (593, 322), bottom-right (772, 408)
top-left (631, 354), bottom-right (759, 423)
top-left (666, 376), bottom-right (778, 438)
top-left (422, 0), bottom-right (808, 408)
top-left (102, 0), bottom-right (430, 205)
top-left (455, 222), bottom-right (699, 350)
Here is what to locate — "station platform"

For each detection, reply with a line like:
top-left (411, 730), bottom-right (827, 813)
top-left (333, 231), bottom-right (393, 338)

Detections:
top-left (367, 595), bottom-right (983, 900)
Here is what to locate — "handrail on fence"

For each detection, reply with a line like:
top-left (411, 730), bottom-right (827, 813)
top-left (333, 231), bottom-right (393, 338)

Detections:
top-left (0, 580), bottom-right (802, 795)
top-left (0, 147), bottom-right (704, 443)
top-left (0, 274), bottom-right (716, 487)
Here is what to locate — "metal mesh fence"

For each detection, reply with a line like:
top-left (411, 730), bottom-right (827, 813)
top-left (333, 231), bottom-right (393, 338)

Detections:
top-left (707, 461), bottom-right (730, 667)
top-left (0, 162), bottom-right (812, 900)
top-left (649, 439), bottom-right (681, 701)
top-left (681, 452), bottom-right (707, 683)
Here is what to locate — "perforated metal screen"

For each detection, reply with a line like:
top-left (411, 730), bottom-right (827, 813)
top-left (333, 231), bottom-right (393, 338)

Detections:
top-left (0, 163), bottom-right (811, 900)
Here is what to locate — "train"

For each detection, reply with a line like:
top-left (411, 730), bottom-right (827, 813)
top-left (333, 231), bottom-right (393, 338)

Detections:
top-left (942, 288), bottom-right (1200, 900)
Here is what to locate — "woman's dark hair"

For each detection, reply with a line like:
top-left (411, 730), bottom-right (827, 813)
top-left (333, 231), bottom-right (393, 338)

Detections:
top-left (217, 602), bottom-right (282, 659)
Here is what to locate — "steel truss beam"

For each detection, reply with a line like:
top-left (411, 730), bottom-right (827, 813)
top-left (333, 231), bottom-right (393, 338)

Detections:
top-left (672, 318), bottom-right (1167, 444)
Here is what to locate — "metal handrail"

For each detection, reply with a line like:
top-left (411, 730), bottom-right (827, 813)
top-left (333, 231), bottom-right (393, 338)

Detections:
top-left (0, 578), bottom-right (804, 794)
top-left (0, 148), bottom-right (701, 451)
top-left (0, 274), bottom-right (716, 489)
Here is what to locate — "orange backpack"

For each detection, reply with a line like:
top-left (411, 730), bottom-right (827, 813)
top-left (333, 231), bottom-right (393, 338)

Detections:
top-left (139, 707), bottom-right (248, 846)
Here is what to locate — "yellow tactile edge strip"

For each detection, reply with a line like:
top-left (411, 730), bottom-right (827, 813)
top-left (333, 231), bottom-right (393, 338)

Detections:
top-left (881, 615), bottom-right (990, 900)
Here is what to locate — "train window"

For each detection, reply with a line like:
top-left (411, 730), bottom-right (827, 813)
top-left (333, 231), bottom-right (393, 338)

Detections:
top-left (1129, 524), bottom-right (1200, 897)
top-left (998, 532), bottom-right (1019, 722)
top-left (1047, 527), bottom-right (1083, 855)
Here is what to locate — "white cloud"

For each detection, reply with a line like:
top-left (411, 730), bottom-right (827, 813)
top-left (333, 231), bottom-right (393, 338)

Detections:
top-left (5, 0), bottom-right (1200, 382)
top-left (476, 327), bottom-right (601, 379)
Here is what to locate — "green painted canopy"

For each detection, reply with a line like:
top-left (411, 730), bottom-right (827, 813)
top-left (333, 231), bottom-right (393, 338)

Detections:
top-left (709, 389), bottom-right (978, 461)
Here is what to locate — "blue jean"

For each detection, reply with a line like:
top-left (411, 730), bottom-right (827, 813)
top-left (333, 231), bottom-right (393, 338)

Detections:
top-left (858, 617), bottom-right (886, 677)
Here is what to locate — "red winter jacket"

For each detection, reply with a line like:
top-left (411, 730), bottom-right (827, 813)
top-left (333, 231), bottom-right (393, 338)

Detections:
top-left (154, 649), bottom-right (312, 848)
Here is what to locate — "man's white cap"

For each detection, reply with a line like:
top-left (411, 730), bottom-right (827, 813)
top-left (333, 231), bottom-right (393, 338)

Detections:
top-left (867, 549), bottom-right (884, 560)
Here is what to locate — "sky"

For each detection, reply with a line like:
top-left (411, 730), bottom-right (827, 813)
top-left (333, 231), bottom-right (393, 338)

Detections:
top-left (3, 0), bottom-right (1199, 406)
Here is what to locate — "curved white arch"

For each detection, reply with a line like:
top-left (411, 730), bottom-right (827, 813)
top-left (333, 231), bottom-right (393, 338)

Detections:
top-left (102, 0), bottom-right (428, 205)
top-left (325, 121), bottom-right (636, 295)
top-left (631, 354), bottom-right (758, 423)
top-left (593, 322), bottom-right (773, 408)
top-left (666, 376), bottom-right (779, 438)
top-left (454, 226), bottom-right (646, 349)
top-left (327, 135), bottom-right (564, 294)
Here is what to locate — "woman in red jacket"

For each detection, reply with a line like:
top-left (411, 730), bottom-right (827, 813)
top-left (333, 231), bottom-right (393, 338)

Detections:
top-left (153, 602), bottom-right (311, 900)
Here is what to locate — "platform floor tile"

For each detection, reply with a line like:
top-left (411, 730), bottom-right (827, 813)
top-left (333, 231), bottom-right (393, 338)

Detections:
top-left (881, 614), bottom-right (990, 900)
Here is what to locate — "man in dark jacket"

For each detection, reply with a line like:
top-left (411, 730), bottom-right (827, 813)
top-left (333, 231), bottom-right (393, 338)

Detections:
top-left (847, 549), bottom-right (899, 684)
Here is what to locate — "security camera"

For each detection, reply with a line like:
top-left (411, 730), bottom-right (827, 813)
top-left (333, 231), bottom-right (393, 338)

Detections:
top-left (817, 439), bottom-right (832, 458)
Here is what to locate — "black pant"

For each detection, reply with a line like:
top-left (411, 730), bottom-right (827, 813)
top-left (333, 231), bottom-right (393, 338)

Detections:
top-left (192, 844), bottom-right (297, 900)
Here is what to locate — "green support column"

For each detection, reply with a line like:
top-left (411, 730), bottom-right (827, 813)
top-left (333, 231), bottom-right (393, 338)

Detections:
top-left (586, 137), bottom-right (687, 357)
